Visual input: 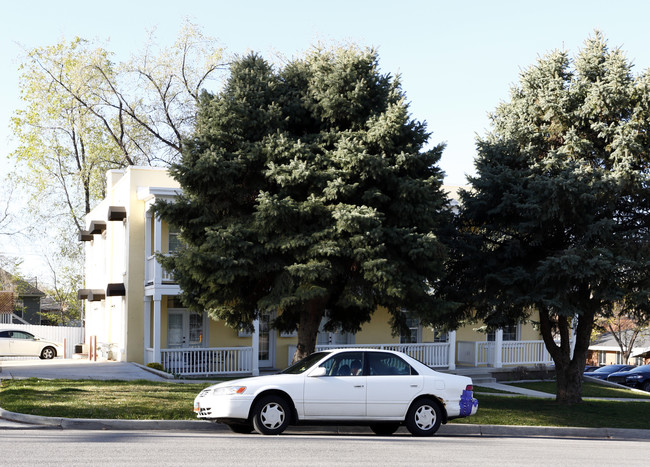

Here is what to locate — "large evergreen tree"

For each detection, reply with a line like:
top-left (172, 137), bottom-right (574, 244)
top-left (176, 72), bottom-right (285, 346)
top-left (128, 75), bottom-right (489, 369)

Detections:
top-left (442, 33), bottom-right (650, 404)
top-left (155, 47), bottom-right (452, 361)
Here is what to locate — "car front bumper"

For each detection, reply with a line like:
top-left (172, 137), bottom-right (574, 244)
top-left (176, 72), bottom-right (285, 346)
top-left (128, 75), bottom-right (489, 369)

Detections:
top-left (194, 394), bottom-right (254, 421)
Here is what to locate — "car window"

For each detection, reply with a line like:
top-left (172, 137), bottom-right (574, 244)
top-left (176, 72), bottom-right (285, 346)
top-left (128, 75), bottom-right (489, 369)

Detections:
top-left (0, 331), bottom-right (10, 338)
top-left (319, 352), bottom-right (364, 376)
top-left (367, 352), bottom-right (418, 376)
top-left (281, 352), bottom-right (330, 374)
top-left (12, 331), bottom-right (34, 340)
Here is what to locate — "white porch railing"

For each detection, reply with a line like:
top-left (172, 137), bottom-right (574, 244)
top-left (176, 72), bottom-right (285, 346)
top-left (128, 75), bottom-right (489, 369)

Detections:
top-left (157, 347), bottom-right (253, 376)
top-left (457, 340), bottom-right (554, 367)
top-left (145, 255), bottom-right (174, 286)
top-left (288, 343), bottom-right (451, 368)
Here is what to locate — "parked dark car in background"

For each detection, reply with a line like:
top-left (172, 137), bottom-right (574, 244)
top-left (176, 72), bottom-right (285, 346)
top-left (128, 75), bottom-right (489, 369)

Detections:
top-left (607, 365), bottom-right (650, 392)
top-left (584, 364), bottom-right (635, 380)
top-left (583, 365), bottom-right (600, 373)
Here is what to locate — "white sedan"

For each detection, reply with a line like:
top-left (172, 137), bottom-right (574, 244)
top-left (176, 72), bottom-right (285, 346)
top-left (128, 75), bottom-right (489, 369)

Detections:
top-left (194, 348), bottom-right (478, 436)
top-left (0, 329), bottom-right (62, 359)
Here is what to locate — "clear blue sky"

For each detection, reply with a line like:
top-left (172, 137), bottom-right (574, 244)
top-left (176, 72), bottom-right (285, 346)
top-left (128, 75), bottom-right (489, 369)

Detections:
top-left (2, 0), bottom-right (650, 280)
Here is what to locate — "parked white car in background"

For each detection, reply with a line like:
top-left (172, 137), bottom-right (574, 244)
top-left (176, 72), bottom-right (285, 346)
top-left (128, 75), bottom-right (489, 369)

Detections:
top-left (0, 330), bottom-right (62, 359)
top-left (194, 348), bottom-right (478, 436)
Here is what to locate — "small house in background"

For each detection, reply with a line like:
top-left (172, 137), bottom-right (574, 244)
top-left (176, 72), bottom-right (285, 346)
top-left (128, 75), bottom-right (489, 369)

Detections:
top-left (587, 331), bottom-right (650, 367)
top-left (0, 268), bottom-right (45, 325)
top-left (39, 295), bottom-right (63, 326)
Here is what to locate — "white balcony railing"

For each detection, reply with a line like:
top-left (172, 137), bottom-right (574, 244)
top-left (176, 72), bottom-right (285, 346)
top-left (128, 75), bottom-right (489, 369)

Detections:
top-left (288, 342), bottom-right (451, 368)
top-left (145, 255), bottom-right (174, 286)
top-left (158, 347), bottom-right (253, 376)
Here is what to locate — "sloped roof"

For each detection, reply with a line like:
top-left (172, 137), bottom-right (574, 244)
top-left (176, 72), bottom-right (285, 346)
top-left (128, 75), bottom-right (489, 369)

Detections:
top-left (0, 268), bottom-right (45, 298)
top-left (589, 330), bottom-right (650, 357)
top-left (40, 295), bottom-right (62, 312)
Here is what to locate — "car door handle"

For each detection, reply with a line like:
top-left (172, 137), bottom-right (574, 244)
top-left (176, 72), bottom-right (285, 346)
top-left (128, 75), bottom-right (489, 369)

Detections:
top-left (410, 385), bottom-right (420, 388)
top-left (354, 385), bottom-right (365, 388)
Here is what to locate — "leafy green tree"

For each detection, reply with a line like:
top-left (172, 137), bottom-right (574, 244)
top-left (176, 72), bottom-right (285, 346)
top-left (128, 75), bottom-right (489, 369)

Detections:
top-left (9, 21), bottom-right (224, 291)
top-left (442, 33), bottom-right (650, 404)
top-left (155, 47), bottom-right (452, 361)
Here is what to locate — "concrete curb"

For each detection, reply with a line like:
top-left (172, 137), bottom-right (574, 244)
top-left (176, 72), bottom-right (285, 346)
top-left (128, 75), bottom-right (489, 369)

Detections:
top-left (2, 407), bottom-right (650, 440)
top-left (0, 407), bottom-right (221, 431)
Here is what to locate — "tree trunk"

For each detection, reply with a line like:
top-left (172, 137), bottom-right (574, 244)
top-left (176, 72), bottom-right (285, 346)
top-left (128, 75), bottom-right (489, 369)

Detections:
top-left (538, 305), bottom-right (595, 405)
top-left (554, 357), bottom-right (584, 404)
top-left (291, 297), bottom-right (327, 364)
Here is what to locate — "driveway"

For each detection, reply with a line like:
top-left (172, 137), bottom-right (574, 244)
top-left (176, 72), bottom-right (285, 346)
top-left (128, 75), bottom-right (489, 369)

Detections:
top-left (0, 358), bottom-right (169, 381)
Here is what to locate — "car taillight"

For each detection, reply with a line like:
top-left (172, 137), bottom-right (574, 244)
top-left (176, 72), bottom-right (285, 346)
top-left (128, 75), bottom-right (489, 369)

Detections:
top-left (466, 385), bottom-right (473, 392)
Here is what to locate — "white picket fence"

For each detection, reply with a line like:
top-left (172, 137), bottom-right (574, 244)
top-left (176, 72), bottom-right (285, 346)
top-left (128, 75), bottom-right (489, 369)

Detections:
top-left (0, 323), bottom-right (84, 359)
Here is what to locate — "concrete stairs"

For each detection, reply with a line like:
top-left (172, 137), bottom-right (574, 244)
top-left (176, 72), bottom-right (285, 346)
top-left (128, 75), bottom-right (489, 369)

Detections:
top-left (440, 367), bottom-right (497, 384)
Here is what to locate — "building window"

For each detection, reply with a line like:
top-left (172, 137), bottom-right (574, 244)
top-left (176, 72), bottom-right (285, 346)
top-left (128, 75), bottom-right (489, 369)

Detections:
top-left (400, 316), bottom-right (420, 344)
top-left (168, 226), bottom-right (182, 253)
top-left (433, 330), bottom-right (448, 343)
top-left (598, 351), bottom-right (607, 365)
top-left (487, 324), bottom-right (518, 342)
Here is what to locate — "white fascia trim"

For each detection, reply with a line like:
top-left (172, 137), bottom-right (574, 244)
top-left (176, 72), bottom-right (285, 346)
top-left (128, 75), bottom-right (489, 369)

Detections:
top-left (137, 186), bottom-right (182, 201)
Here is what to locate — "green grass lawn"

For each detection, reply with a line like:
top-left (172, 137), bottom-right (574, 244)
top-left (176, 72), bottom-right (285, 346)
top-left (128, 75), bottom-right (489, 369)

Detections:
top-left (2, 378), bottom-right (649, 429)
top-left (0, 379), bottom-right (209, 420)
top-left (450, 394), bottom-right (650, 430)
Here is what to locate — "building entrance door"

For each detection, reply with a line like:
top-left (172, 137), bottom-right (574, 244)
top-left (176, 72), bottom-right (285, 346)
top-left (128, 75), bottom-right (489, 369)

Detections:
top-left (167, 309), bottom-right (205, 348)
top-left (258, 312), bottom-right (276, 368)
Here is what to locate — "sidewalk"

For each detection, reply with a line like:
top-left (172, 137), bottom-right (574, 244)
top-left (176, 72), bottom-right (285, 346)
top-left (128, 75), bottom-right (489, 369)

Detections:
top-left (0, 359), bottom-right (170, 382)
top-left (477, 381), bottom-right (650, 402)
top-left (479, 382), bottom-right (555, 398)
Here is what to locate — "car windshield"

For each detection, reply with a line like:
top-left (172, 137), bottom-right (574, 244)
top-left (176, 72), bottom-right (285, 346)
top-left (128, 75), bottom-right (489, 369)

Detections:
top-left (281, 352), bottom-right (330, 374)
top-left (629, 365), bottom-right (650, 373)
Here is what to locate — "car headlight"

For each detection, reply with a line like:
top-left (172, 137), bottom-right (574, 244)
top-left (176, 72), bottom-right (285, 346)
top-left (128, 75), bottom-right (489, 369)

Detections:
top-left (626, 375), bottom-right (643, 380)
top-left (212, 386), bottom-right (247, 395)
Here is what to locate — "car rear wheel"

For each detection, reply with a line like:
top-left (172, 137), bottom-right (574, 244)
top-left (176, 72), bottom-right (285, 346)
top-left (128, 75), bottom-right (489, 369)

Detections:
top-left (370, 423), bottom-right (400, 436)
top-left (642, 381), bottom-right (650, 393)
top-left (252, 395), bottom-right (290, 435)
top-left (405, 398), bottom-right (442, 437)
top-left (40, 347), bottom-right (56, 360)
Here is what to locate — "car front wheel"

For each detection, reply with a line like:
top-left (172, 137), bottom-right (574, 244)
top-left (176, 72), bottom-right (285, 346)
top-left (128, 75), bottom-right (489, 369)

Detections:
top-left (642, 381), bottom-right (650, 393)
top-left (405, 398), bottom-right (442, 437)
top-left (226, 423), bottom-right (253, 434)
top-left (252, 396), bottom-right (291, 435)
top-left (40, 347), bottom-right (56, 360)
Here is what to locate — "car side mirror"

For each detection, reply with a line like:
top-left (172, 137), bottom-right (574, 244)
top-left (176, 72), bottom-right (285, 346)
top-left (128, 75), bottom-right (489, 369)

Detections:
top-left (308, 366), bottom-right (327, 377)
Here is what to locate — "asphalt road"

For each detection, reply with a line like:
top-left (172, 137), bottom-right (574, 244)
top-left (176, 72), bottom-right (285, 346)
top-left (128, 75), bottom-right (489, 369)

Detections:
top-left (0, 429), bottom-right (648, 466)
